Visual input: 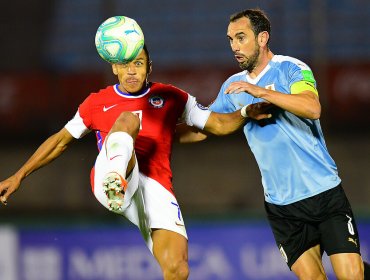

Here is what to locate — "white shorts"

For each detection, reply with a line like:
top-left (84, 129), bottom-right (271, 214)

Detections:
top-left (93, 146), bottom-right (188, 252)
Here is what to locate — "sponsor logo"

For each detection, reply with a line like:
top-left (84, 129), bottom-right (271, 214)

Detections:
top-left (348, 237), bottom-right (358, 247)
top-left (149, 96), bottom-right (165, 108)
top-left (109, 155), bottom-right (123, 161)
top-left (103, 104), bottom-right (118, 112)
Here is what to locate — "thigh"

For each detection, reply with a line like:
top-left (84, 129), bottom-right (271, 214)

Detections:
top-left (140, 173), bottom-right (188, 241)
top-left (152, 229), bottom-right (188, 268)
top-left (330, 253), bottom-right (364, 279)
top-left (319, 186), bottom-right (363, 278)
top-left (291, 244), bottom-right (327, 280)
top-left (123, 184), bottom-right (152, 249)
top-left (265, 201), bottom-right (321, 269)
top-left (319, 186), bottom-right (361, 256)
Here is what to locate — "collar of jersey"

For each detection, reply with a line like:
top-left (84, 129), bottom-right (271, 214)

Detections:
top-left (246, 63), bottom-right (271, 85)
top-left (114, 84), bottom-right (151, 98)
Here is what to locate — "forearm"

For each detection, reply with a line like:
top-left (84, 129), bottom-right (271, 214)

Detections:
top-left (15, 128), bottom-right (73, 181)
top-left (253, 87), bottom-right (321, 119)
top-left (203, 110), bottom-right (246, 136)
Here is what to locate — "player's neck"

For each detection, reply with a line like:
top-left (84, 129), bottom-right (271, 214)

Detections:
top-left (249, 50), bottom-right (274, 79)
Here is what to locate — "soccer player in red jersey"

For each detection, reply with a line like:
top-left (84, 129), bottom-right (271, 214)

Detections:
top-left (0, 44), bottom-right (271, 279)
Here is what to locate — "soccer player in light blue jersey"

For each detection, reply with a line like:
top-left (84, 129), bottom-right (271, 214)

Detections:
top-left (177, 8), bottom-right (369, 280)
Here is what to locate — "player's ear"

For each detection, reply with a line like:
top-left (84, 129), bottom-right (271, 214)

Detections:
top-left (257, 31), bottom-right (269, 47)
top-left (112, 64), bottom-right (118, 75)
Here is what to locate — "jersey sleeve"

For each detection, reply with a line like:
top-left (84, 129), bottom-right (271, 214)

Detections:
top-left (182, 94), bottom-right (211, 129)
top-left (64, 110), bottom-right (90, 139)
top-left (209, 79), bottom-right (236, 113)
top-left (64, 95), bottom-right (92, 139)
top-left (287, 59), bottom-right (318, 95)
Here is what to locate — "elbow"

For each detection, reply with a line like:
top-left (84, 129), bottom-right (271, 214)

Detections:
top-left (311, 111), bottom-right (321, 120)
top-left (310, 104), bottom-right (321, 120)
top-left (307, 108), bottom-right (321, 120)
top-left (303, 101), bottom-right (321, 120)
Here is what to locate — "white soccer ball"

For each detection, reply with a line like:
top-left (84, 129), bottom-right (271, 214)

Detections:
top-left (95, 16), bottom-right (145, 64)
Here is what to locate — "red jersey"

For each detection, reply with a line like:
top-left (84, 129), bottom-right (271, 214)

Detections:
top-left (65, 82), bottom-right (208, 194)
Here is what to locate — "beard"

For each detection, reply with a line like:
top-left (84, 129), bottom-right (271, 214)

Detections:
top-left (239, 44), bottom-right (260, 73)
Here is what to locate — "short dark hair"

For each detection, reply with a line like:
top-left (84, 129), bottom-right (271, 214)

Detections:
top-left (230, 9), bottom-right (271, 40)
top-left (142, 43), bottom-right (152, 69)
top-left (142, 44), bottom-right (150, 61)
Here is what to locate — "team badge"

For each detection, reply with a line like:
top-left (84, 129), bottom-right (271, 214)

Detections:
top-left (149, 95), bottom-right (165, 108)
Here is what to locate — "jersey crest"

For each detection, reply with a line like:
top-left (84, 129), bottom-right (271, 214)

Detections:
top-left (148, 95), bottom-right (165, 108)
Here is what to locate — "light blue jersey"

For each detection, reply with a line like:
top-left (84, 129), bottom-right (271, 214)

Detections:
top-left (210, 55), bottom-right (341, 205)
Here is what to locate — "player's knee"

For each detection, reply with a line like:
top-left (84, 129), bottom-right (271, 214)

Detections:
top-left (335, 264), bottom-right (364, 280)
top-left (114, 112), bottom-right (140, 136)
top-left (162, 259), bottom-right (189, 280)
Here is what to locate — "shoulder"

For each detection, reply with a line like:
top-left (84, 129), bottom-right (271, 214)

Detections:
top-left (85, 85), bottom-right (114, 100)
top-left (271, 55), bottom-right (316, 83)
top-left (150, 82), bottom-right (189, 101)
top-left (224, 70), bottom-right (247, 85)
top-left (271, 55), bottom-right (312, 71)
top-left (151, 82), bottom-right (187, 93)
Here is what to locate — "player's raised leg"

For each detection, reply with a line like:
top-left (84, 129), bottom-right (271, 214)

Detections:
top-left (152, 229), bottom-right (189, 280)
top-left (105, 111), bottom-right (140, 177)
top-left (103, 111), bottom-right (140, 211)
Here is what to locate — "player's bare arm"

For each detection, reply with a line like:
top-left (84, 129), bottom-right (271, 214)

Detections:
top-left (176, 102), bottom-right (273, 144)
top-left (175, 123), bottom-right (208, 144)
top-left (225, 81), bottom-right (321, 120)
top-left (205, 102), bottom-right (274, 135)
top-left (0, 128), bottom-right (75, 205)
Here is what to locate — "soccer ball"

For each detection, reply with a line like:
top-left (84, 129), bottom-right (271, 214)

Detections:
top-left (95, 16), bottom-right (145, 64)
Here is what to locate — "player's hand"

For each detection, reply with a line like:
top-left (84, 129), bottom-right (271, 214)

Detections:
top-left (224, 81), bottom-right (261, 97)
top-left (245, 102), bottom-right (275, 120)
top-left (0, 175), bottom-right (21, 205)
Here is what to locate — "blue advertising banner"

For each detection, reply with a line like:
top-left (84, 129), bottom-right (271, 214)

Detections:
top-left (0, 221), bottom-right (368, 280)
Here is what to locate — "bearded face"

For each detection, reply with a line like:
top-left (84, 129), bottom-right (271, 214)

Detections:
top-left (239, 42), bottom-right (260, 72)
